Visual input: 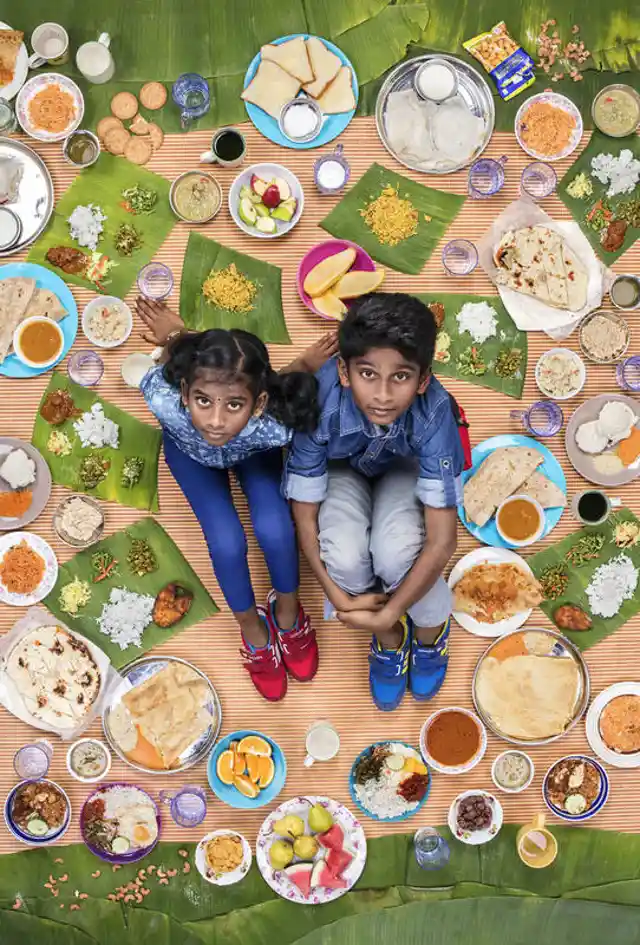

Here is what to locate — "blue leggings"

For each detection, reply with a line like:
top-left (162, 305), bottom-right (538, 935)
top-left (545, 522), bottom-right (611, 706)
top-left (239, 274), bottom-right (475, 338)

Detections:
top-left (163, 436), bottom-right (299, 613)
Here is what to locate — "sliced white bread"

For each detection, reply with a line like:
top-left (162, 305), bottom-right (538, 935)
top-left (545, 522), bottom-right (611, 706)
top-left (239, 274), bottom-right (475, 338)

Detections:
top-left (241, 59), bottom-right (301, 119)
top-left (260, 37), bottom-right (314, 84)
top-left (303, 36), bottom-right (341, 98)
top-left (315, 65), bottom-right (356, 113)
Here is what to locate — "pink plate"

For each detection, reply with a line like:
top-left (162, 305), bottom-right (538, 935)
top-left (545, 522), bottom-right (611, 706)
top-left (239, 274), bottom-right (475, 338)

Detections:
top-left (297, 240), bottom-right (376, 320)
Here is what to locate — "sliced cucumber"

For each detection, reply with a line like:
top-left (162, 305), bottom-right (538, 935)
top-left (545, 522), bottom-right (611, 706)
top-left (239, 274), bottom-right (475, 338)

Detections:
top-left (112, 835), bottom-right (131, 854)
top-left (26, 817), bottom-right (49, 837)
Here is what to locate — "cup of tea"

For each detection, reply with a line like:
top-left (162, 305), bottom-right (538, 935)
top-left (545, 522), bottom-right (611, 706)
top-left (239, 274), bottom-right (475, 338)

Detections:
top-left (200, 127), bottom-right (247, 167)
top-left (571, 489), bottom-right (621, 526)
top-left (29, 23), bottom-right (69, 68)
top-left (304, 721), bottom-right (340, 767)
top-left (516, 813), bottom-right (558, 868)
top-left (76, 33), bottom-right (115, 85)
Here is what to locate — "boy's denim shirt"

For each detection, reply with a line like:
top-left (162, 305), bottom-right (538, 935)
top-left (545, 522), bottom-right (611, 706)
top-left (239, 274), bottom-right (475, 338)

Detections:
top-left (284, 358), bottom-right (464, 508)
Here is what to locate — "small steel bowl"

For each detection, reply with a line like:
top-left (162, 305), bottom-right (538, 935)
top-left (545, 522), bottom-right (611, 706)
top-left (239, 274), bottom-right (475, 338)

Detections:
top-left (592, 84), bottom-right (640, 138)
top-left (169, 171), bottom-right (223, 224)
top-left (0, 206), bottom-right (22, 252)
top-left (578, 310), bottom-right (631, 365)
top-left (53, 493), bottom-right (105, 548)
top-left (610, 273), bottom-right (640, 312)
top-left (278, 97), bottom-right (323, 144)
top-left (62, 129), bottom-right (101, 168)
top-left (414, 58), bottom-right (458, 102)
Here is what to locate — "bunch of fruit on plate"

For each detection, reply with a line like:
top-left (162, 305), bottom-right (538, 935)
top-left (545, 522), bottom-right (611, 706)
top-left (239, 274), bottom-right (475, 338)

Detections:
top-left (216, 734), bottom-right (275, 799)
top-left (269, 803), bottom-right (354, 895)
top-left (303, 246), bottom-right (384, 319)
top-left (237, 174), bottom-right (298, 234)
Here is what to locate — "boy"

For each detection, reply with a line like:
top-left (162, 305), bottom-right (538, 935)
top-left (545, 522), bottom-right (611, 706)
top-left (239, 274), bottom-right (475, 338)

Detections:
top-left (284, 293), bottom-right (464, 711)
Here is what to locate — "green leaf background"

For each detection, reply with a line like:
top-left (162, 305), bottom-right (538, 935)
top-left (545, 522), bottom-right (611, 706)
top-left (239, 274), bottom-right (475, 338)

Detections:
top-left (32, 373), bottom-right (162, 512)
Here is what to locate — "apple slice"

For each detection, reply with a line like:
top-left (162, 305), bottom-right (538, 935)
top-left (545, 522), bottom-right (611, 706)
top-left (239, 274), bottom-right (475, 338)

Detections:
top-left (250, 174), bottom-right (269, 197)
top-left (273, 176), bottom-right (291, 201)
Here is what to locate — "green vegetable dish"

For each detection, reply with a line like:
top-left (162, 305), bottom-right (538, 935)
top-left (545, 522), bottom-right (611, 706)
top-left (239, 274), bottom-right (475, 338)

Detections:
top-left (114, 222), bottom-right (143, 257)
top-left (79, 454), bottom-right (110, 489)
top-left (121, 457), bottom-right (145, 488)
top-left (127, 536), bottom-right (158, 577)
top-left (121, 185), bottom-right (158, 214)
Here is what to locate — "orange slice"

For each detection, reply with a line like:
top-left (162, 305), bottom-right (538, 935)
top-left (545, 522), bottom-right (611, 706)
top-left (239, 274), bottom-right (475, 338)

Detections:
top-left (257, 754), bottom-right (275, 788)
top-left (237, 735), bottom-right (272, 757)
top-left (229, 741), bottom-right (239, 751)
top-left (246, 753), bottom-right (261, 784)
top-left (233, 774), bottom-right (260, 799)
top-left (233, 752), bottom-right (246, 775)
top-left (216, 749), bottom-right (235, 786)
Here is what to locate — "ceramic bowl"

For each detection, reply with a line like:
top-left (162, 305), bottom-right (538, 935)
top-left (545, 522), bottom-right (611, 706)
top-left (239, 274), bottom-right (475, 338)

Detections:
top-left (491, 750), bottom-right (535, 794)
top-left (13, 316), bottom-right (64, 369)
top-left (542, 755), bottom-right (609, 822)
top-left (420, 706), bottom-right (487, 775)
top-left (296, 239), bottom-right (376, 319)
top-left (535, 347), bottom-right (586, 401)
top-left (207, 730), bottom-right (286, 810)
top-left (495, 494), bottom-right (545, 548)
top-left (4, 779), bottom-right (71, 846)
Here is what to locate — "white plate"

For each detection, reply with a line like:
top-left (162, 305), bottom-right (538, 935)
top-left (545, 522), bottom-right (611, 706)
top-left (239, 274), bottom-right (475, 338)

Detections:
top-left (16, 73), bottom-right (83, 142)
top-left (0, 531), bottom-right (58, 605)
top-left (448, 790), bottom-right (503, 845)
top-left (515, 92), bottom-right (583, 162)
top-left (195, 830), bottom-right (252, 886)
top-left (256, 795), bottom-right (366, 905)
top-left (229, 163), bottom-right (304, 239)
top-left (448, 547), bottom-right (536, 637)
top-left (82, 297), bottom-right (133, 349)
top-left (586, 682), bottom-right (640, 768)
top-left (535, 347), bottom-right (587, 401)
top-left (0, 23), bottom-right (28, 101)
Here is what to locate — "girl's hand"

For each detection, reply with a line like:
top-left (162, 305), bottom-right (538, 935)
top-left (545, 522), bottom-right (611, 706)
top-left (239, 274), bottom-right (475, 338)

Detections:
top-left (136, 297), bottom-right (185, 345)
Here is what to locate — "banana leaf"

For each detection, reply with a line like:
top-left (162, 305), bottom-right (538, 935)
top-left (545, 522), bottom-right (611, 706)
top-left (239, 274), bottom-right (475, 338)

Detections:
top-left (526, 508), bottom-right (640, 650)
top-left (416, 294), bottom-right (527, 399)
top-left (180, 232), bottom-right (290, 344)
top-left (27, 154), bottom-right (175, 298)
top-left (32, 373), bottom-right (161, 512)
top-left (321, 164), bottom-right (465, 274)
top-left (43, 517), bottom-right (218, 668)
top-left (557, 132), bottom-right (640, 263)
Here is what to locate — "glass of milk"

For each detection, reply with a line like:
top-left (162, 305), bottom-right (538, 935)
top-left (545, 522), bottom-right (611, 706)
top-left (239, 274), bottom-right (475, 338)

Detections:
top-left (304, 721), bottom-right (340, 766)
top-left (76, 34), bottom-right (115, 84)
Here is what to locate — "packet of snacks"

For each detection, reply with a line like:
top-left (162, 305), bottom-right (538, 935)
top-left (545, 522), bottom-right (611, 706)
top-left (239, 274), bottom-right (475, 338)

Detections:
top-left (464, 21), bottom-right (535, 101)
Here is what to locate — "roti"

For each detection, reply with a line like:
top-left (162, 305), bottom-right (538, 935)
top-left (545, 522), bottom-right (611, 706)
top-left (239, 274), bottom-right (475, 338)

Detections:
top-left (25, 288), bottom-right (67, 321)
top-left (0, 277), bottom-right (38, 363)
top-left (139, 81), bottom-right (167, 110)
top-left (517, 471), bottom-right (566, 509)
top-left (494, 225), bottom-right (588, 312)
top-left (464, 447), bottom-right (543, 527)
top-left (111, 91), bottom-right (138, 120)
top-left (5, 625), bottom-right (101, 730)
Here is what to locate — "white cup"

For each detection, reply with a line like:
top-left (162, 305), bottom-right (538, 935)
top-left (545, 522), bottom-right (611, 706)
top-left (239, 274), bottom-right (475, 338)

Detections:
top-left (304, 721), bottom-right (340, 767)
top-left (76, 33), bottom-right (115, 84)
top-left (29, 23), bottom-right (69, 68)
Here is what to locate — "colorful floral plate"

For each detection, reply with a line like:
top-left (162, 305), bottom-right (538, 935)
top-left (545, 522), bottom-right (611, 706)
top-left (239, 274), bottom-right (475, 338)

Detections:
top-left (0, 531), bottom-right (58, 605)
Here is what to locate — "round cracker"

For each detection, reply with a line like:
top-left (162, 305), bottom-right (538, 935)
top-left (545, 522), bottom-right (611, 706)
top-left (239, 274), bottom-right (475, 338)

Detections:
top-left (124, 135), bottom-right (153, 165)
top-left (111, 91), bottom-right (138, 120)
top-left (139, 81), bottom-right (167, 110)
top-left (130, 113), bottom-right (151, 135)
top-left (97, 115), bottom-right (124, 140)
top-left (147, 122), bottom-right (164, 150)
top-left (104, 126), bottom-right (131, 155)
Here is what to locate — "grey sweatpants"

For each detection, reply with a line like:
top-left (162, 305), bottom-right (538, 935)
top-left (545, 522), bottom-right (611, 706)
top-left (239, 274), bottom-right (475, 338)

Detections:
top-left (318, 463), bottom-right (452, 627)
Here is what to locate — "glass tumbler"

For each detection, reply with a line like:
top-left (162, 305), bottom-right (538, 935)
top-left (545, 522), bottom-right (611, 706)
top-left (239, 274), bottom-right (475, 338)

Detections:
top-left (510, 401), bottom-right (564, 437)
top-left (442, 239), bottom-right (478, 276)
top-left (414, 827), bottom-right (451, 870)
top-left (521, 162), bottom-right (557, 200)
top-left (172, 73), bottom-right (210, 129)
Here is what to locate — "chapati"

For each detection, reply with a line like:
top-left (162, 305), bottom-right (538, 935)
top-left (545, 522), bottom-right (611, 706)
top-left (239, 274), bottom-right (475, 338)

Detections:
top-left (464, 446), bottom-right (543, 527)
top-left (516, 471), bottom-right (567, 509)
top-left (0, 277), bottom-right (38, 364)
top-left (25, 288), bottom-right (67, 321)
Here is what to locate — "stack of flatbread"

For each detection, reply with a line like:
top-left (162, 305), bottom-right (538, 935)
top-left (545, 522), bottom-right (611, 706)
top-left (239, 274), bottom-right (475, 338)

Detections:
top-left (494, 225), bottom-right (589, 312)
top-left (0, 29), bottom-right (23, 87)
top-left (0, 277), bottom-right (67, 364)
top-left (242, 35), bottom-right (356, 119)
top-left (112, 662), bottom-right (213, 770)
top-left (464, 446), bottom-right (567, 527)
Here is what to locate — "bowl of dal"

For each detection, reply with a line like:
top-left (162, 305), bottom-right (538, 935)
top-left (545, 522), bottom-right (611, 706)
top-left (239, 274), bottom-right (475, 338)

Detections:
top-left (13, 316), bottom-right (64, 370)
top-left (495, 494), bottom-right (545, 548)
top-left (420, 706), bottom-right (487, 774)
top-left (491, 750), bottom-right (534, 794)
top-left (170, 171), bottom-right (223, 224)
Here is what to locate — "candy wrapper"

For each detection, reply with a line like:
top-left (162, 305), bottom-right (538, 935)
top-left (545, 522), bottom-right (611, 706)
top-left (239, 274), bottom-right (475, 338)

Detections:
top-left (464, 22), bottom-right (535, 101)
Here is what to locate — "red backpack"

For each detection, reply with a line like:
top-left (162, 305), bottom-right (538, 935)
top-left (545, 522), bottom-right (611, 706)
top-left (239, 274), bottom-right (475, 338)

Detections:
top-left (449, 395), bottom-right (472, 471)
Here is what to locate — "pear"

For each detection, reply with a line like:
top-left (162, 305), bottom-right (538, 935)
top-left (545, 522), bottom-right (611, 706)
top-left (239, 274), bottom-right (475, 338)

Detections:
top-left (293, 834), bottom-right (319, 861)
top-left (274, 813), bottom-right (305, 839)
top-left (308, 803), bottom-right (333, 834)
top-left (269, 838), bottom-right (294, 870)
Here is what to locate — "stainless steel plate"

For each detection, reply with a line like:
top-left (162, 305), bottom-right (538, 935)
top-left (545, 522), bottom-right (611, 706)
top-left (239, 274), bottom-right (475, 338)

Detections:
top-left (375, 53), bottom-right (495, 174)
top-left (0, 138), bottom-right (54, 257)
top-left (472, 628), bottom-right (590, 746)
top-left (103, 656), bottom-right (222, 775)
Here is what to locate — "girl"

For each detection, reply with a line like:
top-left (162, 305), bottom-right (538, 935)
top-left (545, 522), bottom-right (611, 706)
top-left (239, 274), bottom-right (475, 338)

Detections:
top-left (137, 297), bottom-right (336, 701)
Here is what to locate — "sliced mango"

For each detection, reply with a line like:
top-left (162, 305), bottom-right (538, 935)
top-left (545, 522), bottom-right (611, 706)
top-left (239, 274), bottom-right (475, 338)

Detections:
top-left (333, 267), bottom-right (385, 299)
top-left (313, 291), bottom-right (347, 320)
top-left (303, 248), bottom-right (356, 297)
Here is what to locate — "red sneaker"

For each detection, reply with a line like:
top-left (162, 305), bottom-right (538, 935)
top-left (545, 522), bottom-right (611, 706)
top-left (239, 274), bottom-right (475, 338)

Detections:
top-left (239, 608), bottom-right (287, 701)
top-left (266, 590), bottom-right (319, 682)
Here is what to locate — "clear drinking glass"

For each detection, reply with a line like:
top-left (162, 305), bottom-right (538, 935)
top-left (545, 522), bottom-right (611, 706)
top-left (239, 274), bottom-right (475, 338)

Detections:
top-left (172, 74), bottom-right (210, 129)
top-left (468, 156), bottom-right (507, 198)
top-left (0, 97), bottom-right (17, 135)
top-left (616, 356), bottom-right (640, 392)
top-left (14, 741), bottom-right (53, 779)
top-left (159, 786), bottom-right (207, 827)
top-left (521, 162), bottom-right (557, 200)
top-left (314, 145), bottom-right (350, 195)
top-left (442, 239), bottom-right (478, 276)
top-left (414, 827), bottom-right (451, 870)
top-left (137, 262), bottom-right (174, 300)
top-left (68, 350), bottom-right (104, 386)
top-left (510, 401), bottom-right (564, 437)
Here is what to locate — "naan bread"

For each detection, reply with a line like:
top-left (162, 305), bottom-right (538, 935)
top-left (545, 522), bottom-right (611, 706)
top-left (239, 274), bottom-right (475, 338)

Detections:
top-left (464, 447), bottom-right (543, 527)
top-left (516, 471), bottom-right (567, 509)
top-left (476, 654), bottom-right (581, 739)
top-left (5, 625), bottom-right (101, 730)
top-left (494, 225), bottom-right (588, 312)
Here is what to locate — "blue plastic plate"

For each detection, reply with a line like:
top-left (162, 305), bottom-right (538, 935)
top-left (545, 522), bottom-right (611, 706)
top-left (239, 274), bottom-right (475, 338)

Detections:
top-left (458, 434), bottom-right (567, 548)
top-left (349, 741), bottom-right (430, 823)
top-left (207, 730), bottom-right (286, 810)
top-left (0, 262), bottom-right (78, 378)
top-left (242, 34), bottom-right (358, 149)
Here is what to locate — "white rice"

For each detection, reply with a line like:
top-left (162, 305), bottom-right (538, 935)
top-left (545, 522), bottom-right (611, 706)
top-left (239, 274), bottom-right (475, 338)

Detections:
top-left (73, 403), bottom-right (120, 449)
top-left (97, 786), bottom-right (152, 818)
top-left (586, 554), bottom-right (638, 618)
top-left (68, 204), bottom-right (106, 251)
top-left (97, 587), bottom-right (155, 649)
top-left (354, 779), bottom-right (419, 819)
top-left (456, 302), bottom-right (498, 344)
top-left (591, 151), bottom-right (640, 198)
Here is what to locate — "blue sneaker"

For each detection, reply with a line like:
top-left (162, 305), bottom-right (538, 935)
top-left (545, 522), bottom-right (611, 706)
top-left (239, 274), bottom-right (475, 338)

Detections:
top-left (409, 616), bottom-right (450, 701)
top-left (368, 618), bottom-right (410, 712)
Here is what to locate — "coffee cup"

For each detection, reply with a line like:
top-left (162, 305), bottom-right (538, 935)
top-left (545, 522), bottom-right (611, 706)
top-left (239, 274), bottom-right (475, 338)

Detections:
top-left (76, 33), bottom-right (115, 85)
top-left (516, 813), bottom-right (558, 869)
top-left (200, 127), bottom-right (246, 167)
top-left (29, 23), bottom-right (69, 68)
top-left (571, 490), bottom-right (621, 526)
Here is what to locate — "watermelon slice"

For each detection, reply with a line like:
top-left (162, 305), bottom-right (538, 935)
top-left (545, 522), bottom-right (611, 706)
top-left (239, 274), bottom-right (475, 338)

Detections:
top-left (284, 862), bottom-right (313, 897)
top-left (326, 847), bottom-right (353, 878)
top-left (311, 858), bottom-right (348, 890)
top-left (318, 824), bottom-right (345, 852)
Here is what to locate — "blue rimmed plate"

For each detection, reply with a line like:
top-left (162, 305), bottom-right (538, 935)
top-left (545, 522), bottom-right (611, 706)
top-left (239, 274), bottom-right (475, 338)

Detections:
top-left (242, 34), bottom-right (358, 149)
top-left (543, 755), bottom-right (609, 822)
top-left (0, 262), bottom-right (78, 378)
top-left (207, 730), bottom-right (286, 810)
top-left (458, 433), bottom-right (567, 547)
top-left (4, 779), bottom-right (71, 846)
top-left (349, 740), bottom-right (430, 823)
